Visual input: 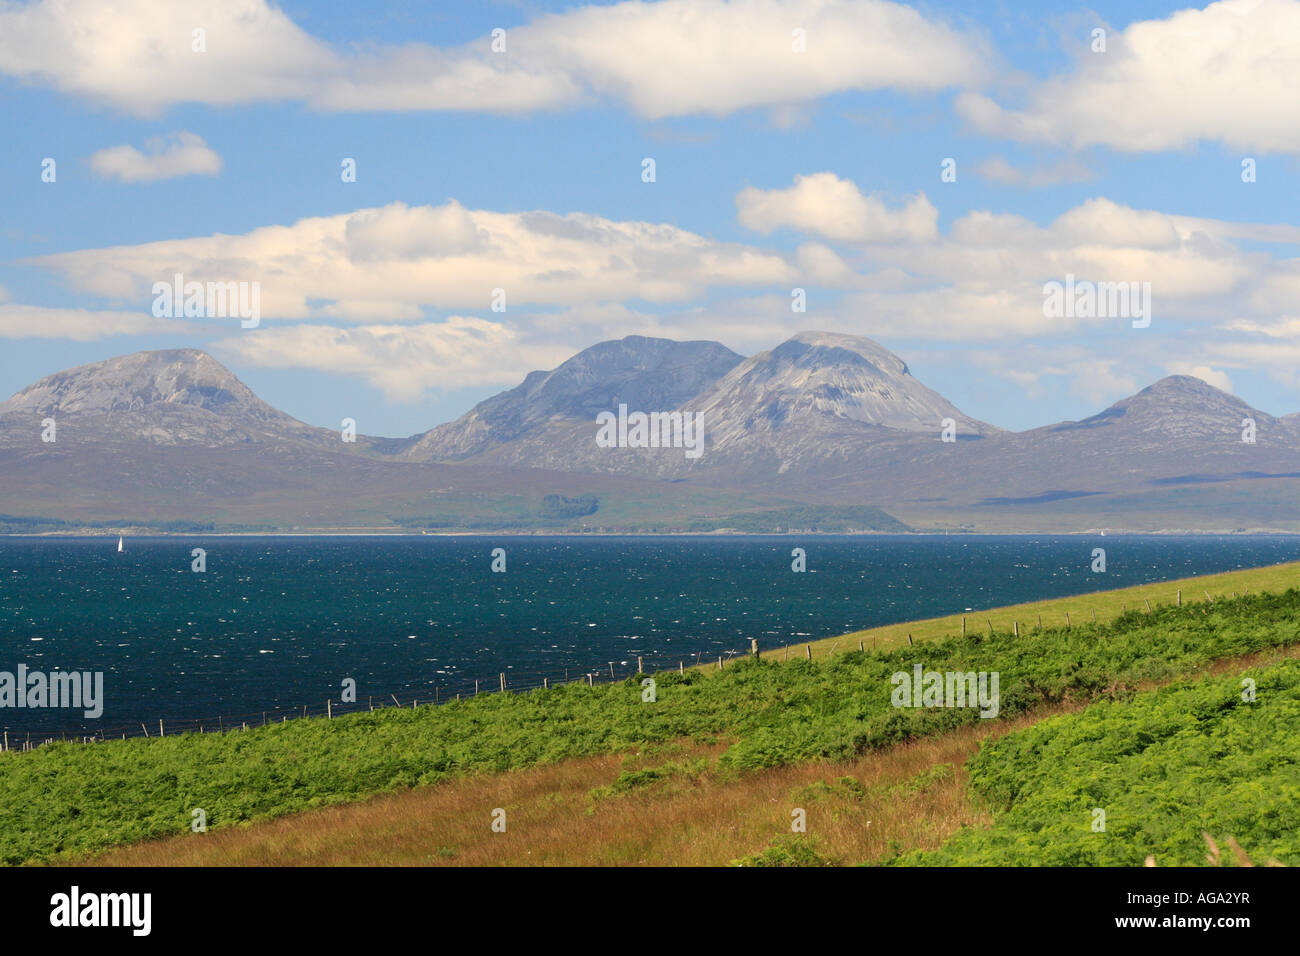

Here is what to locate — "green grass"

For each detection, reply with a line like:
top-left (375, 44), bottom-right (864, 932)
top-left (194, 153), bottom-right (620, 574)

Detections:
top-left (894, 657), bottom-right (1300, 866)
top-left (4, 586), bottom-right (1300, 864)
top-left (781, 560), bottom-right (1300, 661)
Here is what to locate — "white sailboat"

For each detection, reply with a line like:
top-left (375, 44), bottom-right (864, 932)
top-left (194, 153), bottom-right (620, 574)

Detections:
top-left (117, 536), bottom-right (124, 552)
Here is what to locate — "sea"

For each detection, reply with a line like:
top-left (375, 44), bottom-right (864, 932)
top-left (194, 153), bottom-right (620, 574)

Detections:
top-left (2, 534), bottom-right (1299, 736)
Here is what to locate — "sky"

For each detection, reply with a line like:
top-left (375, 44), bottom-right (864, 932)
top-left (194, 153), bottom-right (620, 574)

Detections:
top-left (1, 0), bottom-right (1297, 438)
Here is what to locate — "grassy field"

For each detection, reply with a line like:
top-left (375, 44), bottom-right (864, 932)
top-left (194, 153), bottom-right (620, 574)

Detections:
top-left (895, 656), bottom-right (1300, 866)
top-left (1, 560), bottom-right (1296, 866)
top-left (776, 560), bottom-right (1300, 662)
top-left (2, 561), bottom-right (1298, 865)
top-left (76, 645), bottom-right (1298, 867)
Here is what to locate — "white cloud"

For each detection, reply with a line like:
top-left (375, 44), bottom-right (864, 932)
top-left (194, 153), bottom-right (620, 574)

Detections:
top-left (1166, 364), bottom-right (1235, 393)
top-left (88, 131), bottom-right (222, 182)
top-left (0, 304), bottom-right (196, 340)
top-left (0, 0), bottom-right (988, 117)
top-left (213, 317), bottom-right (572, 401)
top-left (27, 200), bottom-right (795, 318)
top-left (957, 0), bottom-right (1300, 153)
top-left (18, 188), bottom-right (1300, 401)
top-left (736, 173), bottom-right (938, 242)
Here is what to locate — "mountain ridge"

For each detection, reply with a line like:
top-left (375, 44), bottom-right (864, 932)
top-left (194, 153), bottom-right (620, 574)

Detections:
top-left (1, 337), bottom-right (1297, 533)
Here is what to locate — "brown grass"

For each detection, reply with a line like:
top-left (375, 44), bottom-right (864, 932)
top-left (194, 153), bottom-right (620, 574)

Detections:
top-left (78, 715), bottom-right (1043, 867)
top-left (73, 610), bottom-right (1300, 867)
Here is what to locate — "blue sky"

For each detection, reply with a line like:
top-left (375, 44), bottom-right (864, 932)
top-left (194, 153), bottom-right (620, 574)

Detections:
top-left (2, 0), bottom-right (1297, 437)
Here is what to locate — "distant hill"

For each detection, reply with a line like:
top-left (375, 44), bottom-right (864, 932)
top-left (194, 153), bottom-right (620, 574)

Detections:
top-left (0, 338), bottom-right (1297, 533)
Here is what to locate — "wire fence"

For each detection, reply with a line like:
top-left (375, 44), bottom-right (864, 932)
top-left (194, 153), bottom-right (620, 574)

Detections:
top-left (0, 642), bottom-right (764, 753)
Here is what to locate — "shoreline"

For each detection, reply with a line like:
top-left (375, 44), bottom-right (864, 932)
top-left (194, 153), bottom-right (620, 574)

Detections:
top-left (5, 528), bottom-right (1300, 538)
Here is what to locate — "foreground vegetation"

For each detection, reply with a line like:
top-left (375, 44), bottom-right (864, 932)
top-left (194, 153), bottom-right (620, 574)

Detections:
top-left (894, 658), bottom-right (1300, 866)
top-left (81, 648), bottom-right (1297, 867)
top-left (5, 578), bottom-right (1300, 864)
top-left (793, 560), bottom-right (1300, 661)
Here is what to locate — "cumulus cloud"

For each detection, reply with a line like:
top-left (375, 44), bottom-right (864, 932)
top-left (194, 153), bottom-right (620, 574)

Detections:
top-left (17, 187), bottom-right (1300, 398)
top-left (87, 131), bottom-right (222, 182)
top-left (728, 183), bottom-right (1300, 349)
top-left (1166, 364), bottom-right (1235, 393)
top-left (213, 317), bottom-right (572, 401)
top-left (0, 0), bottom-right (988, 117)
top-left (26, 200), bottom-right (795, 318)
top-left (736, 173), bottom-right (939, 243)
top-left (957, 0), bottom-right (1300, 153)
top-left (0, 304), bottom-right (196, 340)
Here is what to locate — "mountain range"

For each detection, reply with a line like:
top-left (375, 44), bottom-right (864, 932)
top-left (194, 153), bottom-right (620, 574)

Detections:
top-left (1, 333), bottom-right (1297, 533)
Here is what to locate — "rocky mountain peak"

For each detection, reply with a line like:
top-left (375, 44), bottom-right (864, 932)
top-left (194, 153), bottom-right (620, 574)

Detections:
top-left (689, 331), bottom-right (995, 440)
top-left (0, 349), bottom-right (260, 417)
top-left (406, 334), bottom-right (743, 460)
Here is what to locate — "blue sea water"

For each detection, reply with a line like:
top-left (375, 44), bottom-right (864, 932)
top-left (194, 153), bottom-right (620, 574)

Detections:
top-left (1, 534), bottom-right (1298, 736)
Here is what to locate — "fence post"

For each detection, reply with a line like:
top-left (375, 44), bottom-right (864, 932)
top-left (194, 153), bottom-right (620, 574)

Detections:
top-left (805, 644), bottom-right (812, 660)
top-left (543, 677), bottom-right (548, 690)
top-left (638, 656), bottom-right (644, 673)
top-left (858, 640), bottom-right (864, 652)
top-left (327, 700), bottom-right (332, 720)
top-left (609, 662), bottom-right (615, 679)
top-left (500, 672), bottom-right (506, 693)
top-left (962, 616), bottom-right (966, 636)
top-left (1145, 599), bottom-right (1152, 612)
top-left (908, 633), bottom-right (914, 646)
top-left (1065, 612), bottom-right (1071, 628)
top-left (750, 639), bottom-right (758, 658)
top-left (1013, 621), bottom-right (1019, 638)
top-left (159, 719), bottom-right (164, 738)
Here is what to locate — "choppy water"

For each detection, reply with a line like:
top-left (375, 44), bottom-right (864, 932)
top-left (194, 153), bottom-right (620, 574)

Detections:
top-left (2, 534), bottom-right (1298, 735)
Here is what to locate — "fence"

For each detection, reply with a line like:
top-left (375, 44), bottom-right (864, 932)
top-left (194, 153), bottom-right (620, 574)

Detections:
top-left (0, 643), bottom-right (761, 752)
top-left (5, 586), bottom-right (1224, 752)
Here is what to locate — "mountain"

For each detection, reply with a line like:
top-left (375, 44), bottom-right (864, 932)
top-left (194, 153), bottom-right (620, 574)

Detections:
top-left (678, 331), bottom-right (996, 477)
top-left (0, 348), bottom-right (712, 532)
top-left (403, 335), bottom-right (743, 461)
top-left (0, 340), bottom-right (1298, 533)
top-left (693, 332), bottom-right (994, 440)
top-left (405, 331), bottom-right (997, 478)
top-left (1051, 375), bottom-right (1282, 443)
top-left (0, 349), bottom-right (330, 448)
top-left (815, 373), bottom-right (1300, 531)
